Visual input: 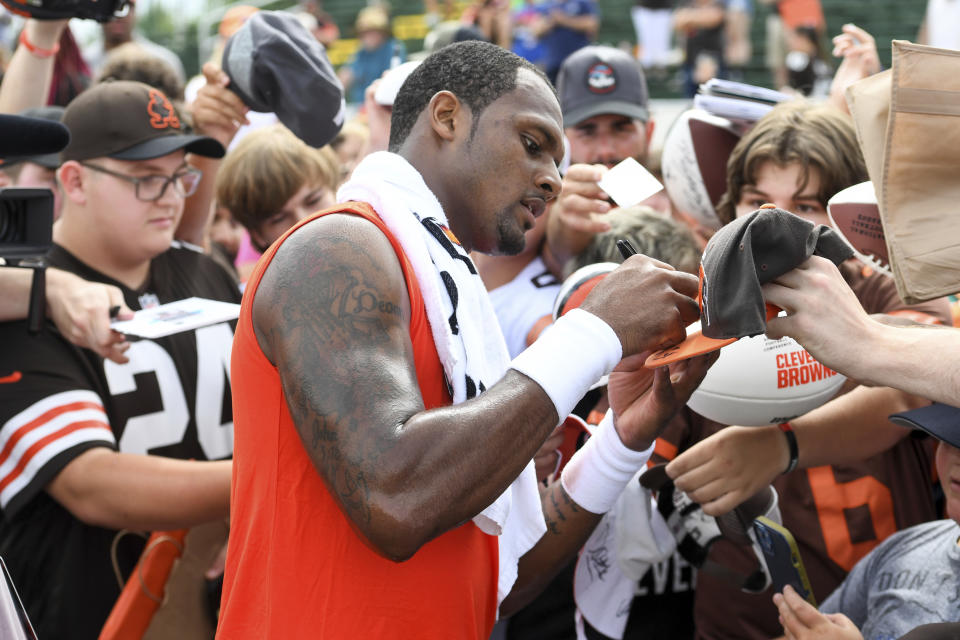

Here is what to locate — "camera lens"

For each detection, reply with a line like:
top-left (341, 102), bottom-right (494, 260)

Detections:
top-left (0, 198), bottom-right (25, 244)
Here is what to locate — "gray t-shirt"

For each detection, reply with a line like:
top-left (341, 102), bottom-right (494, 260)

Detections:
top-left (820, 519), bottom-right (960, 640)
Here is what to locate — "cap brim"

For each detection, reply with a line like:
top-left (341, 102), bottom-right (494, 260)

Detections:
top-left (3, 152), bottom-right (61, 169)
top-left (644, 321), bottom-right (736, 367)
top-left (889, 403), bottom-right (960, 449)
top-left (563, 100), bottom-right (649, 128)
top-left (110, 134), bottom-right (226, 161)
top-left (374, 60), bottom-right (422, 106)
top-left (645, 304), bottom-right (781, 368)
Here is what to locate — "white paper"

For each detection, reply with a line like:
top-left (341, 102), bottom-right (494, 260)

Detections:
top-left (110, 297), bottom-right (240, 339)
top-left (694, 94), bottom-right (776, 122)
top-left (699, 78), bottom-right (792, 105)
top-left (597, 157), bottom-right (664, 208)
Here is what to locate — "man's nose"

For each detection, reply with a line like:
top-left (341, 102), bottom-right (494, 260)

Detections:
top-left (537, 163), bottom-right (562, 201)
top-left (591, 134), bottom-right (618, 166)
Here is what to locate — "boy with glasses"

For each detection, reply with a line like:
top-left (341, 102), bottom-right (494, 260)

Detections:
top-left (0, 81), bottom-right (238, 639)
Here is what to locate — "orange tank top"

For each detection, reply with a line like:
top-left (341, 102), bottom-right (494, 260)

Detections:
top-left (218, 203), bottom-right (499, 639)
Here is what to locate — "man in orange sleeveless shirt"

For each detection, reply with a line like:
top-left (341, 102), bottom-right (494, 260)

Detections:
top-left (219, 41), bottom-right (713, 638)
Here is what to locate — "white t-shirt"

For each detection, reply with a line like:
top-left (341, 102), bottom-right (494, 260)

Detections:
top-left (925, 0), bottom-right (960, 50)
top-left (488, 255), bottom-right (561, 358)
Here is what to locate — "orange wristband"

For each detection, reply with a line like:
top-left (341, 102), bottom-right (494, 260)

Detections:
top-left (19, 29), bottom-right (60, 59)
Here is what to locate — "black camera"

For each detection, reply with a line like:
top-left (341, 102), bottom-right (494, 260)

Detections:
top-left (0, 189), bottom-right (54, 334)
top-left (0, 0), bottom-right (131, 22)
top-left (0, 188), bottom-right (52, 262)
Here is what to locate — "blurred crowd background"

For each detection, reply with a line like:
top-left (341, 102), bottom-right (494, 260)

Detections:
top-left (0, 0), bottom-right (939, 107)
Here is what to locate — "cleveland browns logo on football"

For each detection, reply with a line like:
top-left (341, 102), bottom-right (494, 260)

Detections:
top-left (146, 88), bottom-right (181, 130)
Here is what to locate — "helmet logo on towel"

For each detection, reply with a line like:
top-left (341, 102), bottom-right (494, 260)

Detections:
top-left (586, 63), bottom-right (616, 94)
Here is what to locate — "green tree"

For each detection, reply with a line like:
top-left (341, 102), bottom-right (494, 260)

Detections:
top-left (138, 3), bottom-right (201, 78)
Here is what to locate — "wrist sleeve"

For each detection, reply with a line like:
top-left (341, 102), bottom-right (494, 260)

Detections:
top-left (510, 308), bottom-right (621, 422)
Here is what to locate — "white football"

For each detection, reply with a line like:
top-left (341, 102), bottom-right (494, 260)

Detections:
top-left (687, 323), bottom-right (846, 426)
top-left (827, 181), bottom-right (892, 277)
top-left (660, 108), bottom-right (741, 229)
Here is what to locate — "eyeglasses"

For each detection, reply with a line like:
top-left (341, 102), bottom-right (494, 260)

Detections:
top-left (80, 162), bottom-right (203, 202)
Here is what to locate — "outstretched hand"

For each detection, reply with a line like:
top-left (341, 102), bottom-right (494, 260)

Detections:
top-left (608, 351), bottom-right (716, 451)
top-left (774, 585), bottom-right (863, 640)
top-left (666, 425), bottom-right (787, 516)
top-left (763, 256), bottom-right (872, 378)
top-left (551, 164), bottom-right (613, 235)
top-left (190, 62), bottom-right (250, 149)
top-left (829, 23), bottom-right (881, 115)
top-left (47, 268), bottom-right (133, 364)
top-left (542, 163), bottom-right (612, 273)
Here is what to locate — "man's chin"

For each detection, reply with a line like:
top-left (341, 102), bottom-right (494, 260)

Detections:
top-left (493, 235), bottom-right (526, 256)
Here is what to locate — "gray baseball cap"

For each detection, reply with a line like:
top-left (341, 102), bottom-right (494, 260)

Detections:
top-left (222, 10), bottom-right (345, 148)
top-left (556, 46), bottom-right (650, 128)
top-left (646, 207), bottom-right (853, 367)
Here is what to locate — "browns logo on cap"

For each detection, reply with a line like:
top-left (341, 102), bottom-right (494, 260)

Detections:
top-left (146, 88), bottom-right (181, 131)
top-left (60, 81), bottom-right (224, 163)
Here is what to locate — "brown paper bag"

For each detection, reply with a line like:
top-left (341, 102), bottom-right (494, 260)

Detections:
top-left (846, 41), bottom-right (960, 303)
top-left (845, 69), bottom-right (890, 189)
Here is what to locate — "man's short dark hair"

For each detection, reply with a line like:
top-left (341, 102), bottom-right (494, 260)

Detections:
top-left (388, 41), bottom-right (555, 152)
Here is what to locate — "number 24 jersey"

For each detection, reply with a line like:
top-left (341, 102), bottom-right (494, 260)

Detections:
top-left (0, 241), bottom-right (240, 638)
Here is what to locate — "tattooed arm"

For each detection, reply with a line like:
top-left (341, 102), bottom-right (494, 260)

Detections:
top-left (254, 214), bottom-right (560, 561)
top-left (253, 214), bottom-right (699, 562)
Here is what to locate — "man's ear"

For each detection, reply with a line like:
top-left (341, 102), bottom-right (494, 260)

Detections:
top-left (428, 90), bottom-right (465, 143)
top-left (645, 119), bottom-right (656, 146)
top-left (57, 161), bottom-right (88, 206)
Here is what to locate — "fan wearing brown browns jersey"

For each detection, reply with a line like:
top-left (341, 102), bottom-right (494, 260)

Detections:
top-left (0, 82), bottom-right (235, 639)
top-left (662, 101), bottom-right (950, 640)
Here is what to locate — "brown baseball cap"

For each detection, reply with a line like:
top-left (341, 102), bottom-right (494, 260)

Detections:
top-left (61, 81), bottom-right (225, 163)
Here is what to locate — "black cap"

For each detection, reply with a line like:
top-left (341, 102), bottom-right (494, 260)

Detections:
top-left (0, 112), bottom-right (69, 162)
top-left (647, 207), bottom-right (852, 366)
top-left (890, 403), bottom-right (960, 449)
top-left (556, 46), bottom-right (650, 128)
top-left (2, 106), bottom-right (67, 169)
top-left (0, 0), bottom-right (131, 22)
top-left (222, 10), bottom-right (345, 148)
top-left (61, 81), bottom-right (224, 163)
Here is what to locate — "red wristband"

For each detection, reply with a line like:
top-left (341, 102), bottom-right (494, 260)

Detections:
top-left (778, 422), bottom-right (799, 474)
top-left (19, 29), bottom-right (60, 59)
